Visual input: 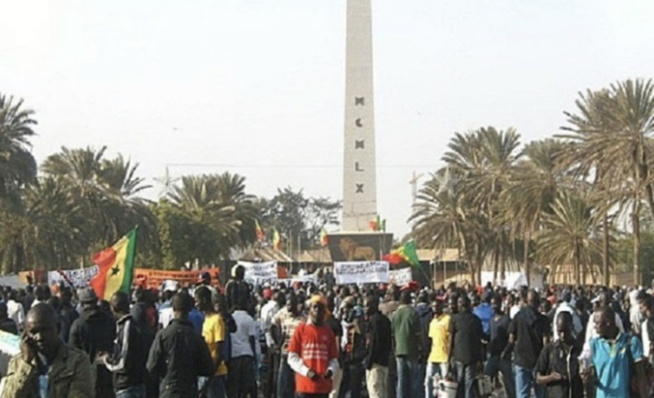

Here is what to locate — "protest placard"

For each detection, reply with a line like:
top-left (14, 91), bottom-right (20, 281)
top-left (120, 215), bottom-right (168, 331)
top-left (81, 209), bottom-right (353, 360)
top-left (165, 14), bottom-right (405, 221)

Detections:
top-left (388, 267), bottom-right (413, 287)
top-left (238, 261), bottom-right (278, 285)
top-left (48, 266), bottom-right (99, 289)
top-left (333, 261), bottom-right (389, 285)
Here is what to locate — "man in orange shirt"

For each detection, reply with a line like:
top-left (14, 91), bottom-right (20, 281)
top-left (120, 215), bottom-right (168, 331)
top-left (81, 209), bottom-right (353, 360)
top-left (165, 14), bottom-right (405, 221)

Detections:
top-left (288, 295), bottom-right (340, 398)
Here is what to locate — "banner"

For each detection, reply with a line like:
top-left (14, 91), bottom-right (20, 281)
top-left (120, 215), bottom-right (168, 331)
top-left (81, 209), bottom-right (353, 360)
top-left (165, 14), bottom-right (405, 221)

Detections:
top-left (388, 267), bottom-right (413, 287)
top-left (134, 268), bottom-right (219, 290)
top-left (333, 261), bottom-right (389, 285)
top-left (0, 275), bottom-right (25, 289)
top-left (48, 266), bottom-right (99, 289)
top-left (238, 261), bottom-right (278, 285)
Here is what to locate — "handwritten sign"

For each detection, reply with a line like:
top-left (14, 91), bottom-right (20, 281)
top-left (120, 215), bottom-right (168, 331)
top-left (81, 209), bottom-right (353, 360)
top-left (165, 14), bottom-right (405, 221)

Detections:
top-left (48, 266), bottom-right (99, 289)
top-left (388, 267), bottom-right (413, 287)
top-left (238, 261), bottom-right (278, 285)
top-left (333, 261), bottom-right (389, 285)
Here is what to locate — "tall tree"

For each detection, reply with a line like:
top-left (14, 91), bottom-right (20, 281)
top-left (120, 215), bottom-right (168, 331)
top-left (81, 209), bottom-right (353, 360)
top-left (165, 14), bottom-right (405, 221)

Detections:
top-left (536, 189), bottom-right (603, 284)
top-left (561, 79), bottom-right (654, 285)
top-left (0, 94), bottom-right (37, 203)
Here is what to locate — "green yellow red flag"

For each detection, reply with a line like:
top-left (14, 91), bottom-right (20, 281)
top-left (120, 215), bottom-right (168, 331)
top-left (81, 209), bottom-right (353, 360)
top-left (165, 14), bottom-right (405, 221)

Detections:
top-left (90, 228), bottom-right (137, 301)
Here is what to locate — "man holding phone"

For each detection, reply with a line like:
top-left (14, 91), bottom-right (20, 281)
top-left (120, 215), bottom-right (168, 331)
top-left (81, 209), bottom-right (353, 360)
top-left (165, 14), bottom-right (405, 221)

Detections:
top-left (2, 303), bottom-right (95, 397)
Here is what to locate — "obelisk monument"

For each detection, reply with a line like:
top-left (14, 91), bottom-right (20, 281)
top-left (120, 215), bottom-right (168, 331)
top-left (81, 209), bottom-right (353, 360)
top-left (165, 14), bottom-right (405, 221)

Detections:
top-left (342, 0), bottom-right (377, 232)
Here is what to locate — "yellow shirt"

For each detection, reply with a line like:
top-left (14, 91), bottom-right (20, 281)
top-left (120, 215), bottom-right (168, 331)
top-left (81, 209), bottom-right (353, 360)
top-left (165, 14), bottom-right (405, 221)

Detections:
top-left (428, 313), bottom-right (450, 363)
top-left (202, 313), bottom-right (228, 376)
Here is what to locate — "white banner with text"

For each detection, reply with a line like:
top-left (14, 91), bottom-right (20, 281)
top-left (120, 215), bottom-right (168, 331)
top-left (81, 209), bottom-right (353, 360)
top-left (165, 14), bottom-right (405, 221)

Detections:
top-left (333, 261), bottom-right (389, 285)
top-left (238, 261), bottom-right (278, 285)
top-left (48, 266), bottom-right (99, 289)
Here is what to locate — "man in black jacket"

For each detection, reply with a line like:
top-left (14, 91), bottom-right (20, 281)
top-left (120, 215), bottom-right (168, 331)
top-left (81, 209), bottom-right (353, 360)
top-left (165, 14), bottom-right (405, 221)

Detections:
top-left (364, 294), bottom-right (392, 398)
top-left (449, 295), bottom-right (483, 398)
top-left (98, 291), bottom-right (148, 398)
top-left (506, 289), bottom-right (551, 398)
top-left (69, 287), bottom-right (117, 398)
top-left (146, 292), bottom-right (215, 398)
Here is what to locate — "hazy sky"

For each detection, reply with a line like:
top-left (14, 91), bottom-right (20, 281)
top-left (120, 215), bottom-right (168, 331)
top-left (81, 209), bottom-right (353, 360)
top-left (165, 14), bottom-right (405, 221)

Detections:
top-left (2, 0), bottom-right (653, 237)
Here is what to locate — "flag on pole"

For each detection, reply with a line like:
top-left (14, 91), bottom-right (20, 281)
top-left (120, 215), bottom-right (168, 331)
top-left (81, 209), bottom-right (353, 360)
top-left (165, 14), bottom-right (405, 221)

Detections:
top-left (320, 228), bottom-right (329, 247)
top-left (255, 219), bottom-right (265, 242)
top-left (272, 228), bottom-right (282, 251)
top-left (90, 228), bottom-right (137, 301)
top-left (369, 215), bottom-right (384, 231)
top-left (383, 240), bottom-right (421, 267)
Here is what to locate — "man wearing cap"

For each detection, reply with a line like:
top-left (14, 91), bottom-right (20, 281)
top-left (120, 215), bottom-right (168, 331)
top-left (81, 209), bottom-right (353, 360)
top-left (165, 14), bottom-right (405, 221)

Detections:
top-left (69, 287), bottom-right (116, 398)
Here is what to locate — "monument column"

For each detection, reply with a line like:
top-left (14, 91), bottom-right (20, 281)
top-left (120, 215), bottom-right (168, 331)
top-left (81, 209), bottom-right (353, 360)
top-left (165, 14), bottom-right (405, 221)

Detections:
top-left (342, 0), bottom-right (377, 231)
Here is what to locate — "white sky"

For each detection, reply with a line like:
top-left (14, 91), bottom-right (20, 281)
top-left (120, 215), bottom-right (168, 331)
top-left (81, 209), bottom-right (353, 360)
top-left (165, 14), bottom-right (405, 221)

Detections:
top-left (2, 0), bottom-right (653, 237)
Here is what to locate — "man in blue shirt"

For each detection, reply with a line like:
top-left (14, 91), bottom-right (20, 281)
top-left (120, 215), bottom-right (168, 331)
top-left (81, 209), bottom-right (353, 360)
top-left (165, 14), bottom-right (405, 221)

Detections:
top-left (580, 306), bottom-right (649, 398)
top-left (474, 291), bottom-right (494, 340)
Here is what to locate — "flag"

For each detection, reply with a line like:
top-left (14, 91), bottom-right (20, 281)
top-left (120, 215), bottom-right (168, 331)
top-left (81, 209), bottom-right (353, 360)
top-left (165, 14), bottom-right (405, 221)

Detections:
top-left (255, 219), bottom-right (264, 242)
top-left (370, 215), bottom-right (384, 231)
top-left (90, 229), bottom-right (137, 301)
top-left (369, 220), bottom-right (378, 231)
top-left (383, 240), bottom-right (421, 267)
top-left (320, 228), bottom-right (329, 247)
top-left (272, 228), bottom-right (282, 251)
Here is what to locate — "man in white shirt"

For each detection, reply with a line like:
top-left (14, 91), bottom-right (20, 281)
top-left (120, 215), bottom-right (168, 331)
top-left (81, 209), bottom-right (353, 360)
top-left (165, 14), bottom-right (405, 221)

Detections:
top-left (6, 290), bottom-right (25, 332)
top-left (228, 297), bottom-right (257, 398)
top-left (552, 292), bottom-right (583, 340)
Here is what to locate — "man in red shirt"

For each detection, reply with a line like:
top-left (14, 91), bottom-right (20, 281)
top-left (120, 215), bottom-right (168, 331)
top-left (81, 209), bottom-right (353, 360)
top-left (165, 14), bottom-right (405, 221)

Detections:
top-left (288, 295), bottom-right (340, 398)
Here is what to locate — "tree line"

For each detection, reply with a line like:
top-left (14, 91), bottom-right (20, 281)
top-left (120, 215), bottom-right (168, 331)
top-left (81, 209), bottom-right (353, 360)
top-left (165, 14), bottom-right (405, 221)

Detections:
top-left (0, 95), bottom-right (340, 273)
top-left (410, 78), bottom-right (654, 286)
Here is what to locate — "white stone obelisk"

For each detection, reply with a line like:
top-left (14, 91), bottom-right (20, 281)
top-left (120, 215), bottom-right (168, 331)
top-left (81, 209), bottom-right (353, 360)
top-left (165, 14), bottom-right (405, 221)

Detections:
top-left (342, 0), bottom-right (377, 232)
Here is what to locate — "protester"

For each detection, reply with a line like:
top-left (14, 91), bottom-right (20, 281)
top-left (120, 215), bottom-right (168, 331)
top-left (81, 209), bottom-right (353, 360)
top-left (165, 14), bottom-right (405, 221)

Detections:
top-left (146, 292), bottom-right (215, 398)
top-left (287, 295), bottom-right (339, 398)
top-left (3, 303), bottom-right (95, 397)
top-left (69, 287), bottom-right (117, 398)
top-left (392, 290), bottom-right (424, 398)
top-left (272, 292), bottom-right (305, 398)
top-left (364, 294), bottom-right (392, 398)
top-left (97, 291), bottom-right (148, 398)
top-left (580, 305), bottom-right (650, 398)
top-left (536, 312), bottom-right (583, 398)
top-left (6, 289), bottom-right (26, 332)
top-left (425, 297), bottom-right (450, 398)
top-left (485, 295), bottom-right (515, 398)
top-left (0, 301), bottom-right (19, 334)
top-left (338, 297), bottom-right (366, 398)
top-left (228, 296), bottom-right (258, 398)
top-left (507, 290), bottom-right (551, 398)
top-left (449, 294), bottom-right (484, 398)
top-left (195, 285), bottom-right (228, 398)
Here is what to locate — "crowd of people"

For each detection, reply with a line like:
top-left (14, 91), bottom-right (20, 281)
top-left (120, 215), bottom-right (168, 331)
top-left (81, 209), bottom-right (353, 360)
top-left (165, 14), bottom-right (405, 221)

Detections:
top-left (0, 266), bottom-right (653, 398)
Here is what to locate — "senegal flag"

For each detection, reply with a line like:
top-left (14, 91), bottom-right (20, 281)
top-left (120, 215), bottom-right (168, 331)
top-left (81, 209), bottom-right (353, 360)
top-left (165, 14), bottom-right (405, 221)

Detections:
top-left (90, 228), bottom-right (137, 301)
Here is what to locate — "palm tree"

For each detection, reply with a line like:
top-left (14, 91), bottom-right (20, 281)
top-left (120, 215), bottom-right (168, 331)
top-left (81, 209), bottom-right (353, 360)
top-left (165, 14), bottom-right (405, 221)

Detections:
top-left (536, 189), bottom-right (603, 284)
top-left (410, 168), bottom-right (491, 285)
top-left (500, 139), bottom-right (566, 284)
top-left (0, 94), bottom-right (37, 202)
top-left (168, 173), bottom-right (257, 259)
top-left (442, 127), bottom-right (521, 281)
top-left (42, 146), bottom-right (155, 252)
top-left (561, 79), bottom-right (654, 285)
